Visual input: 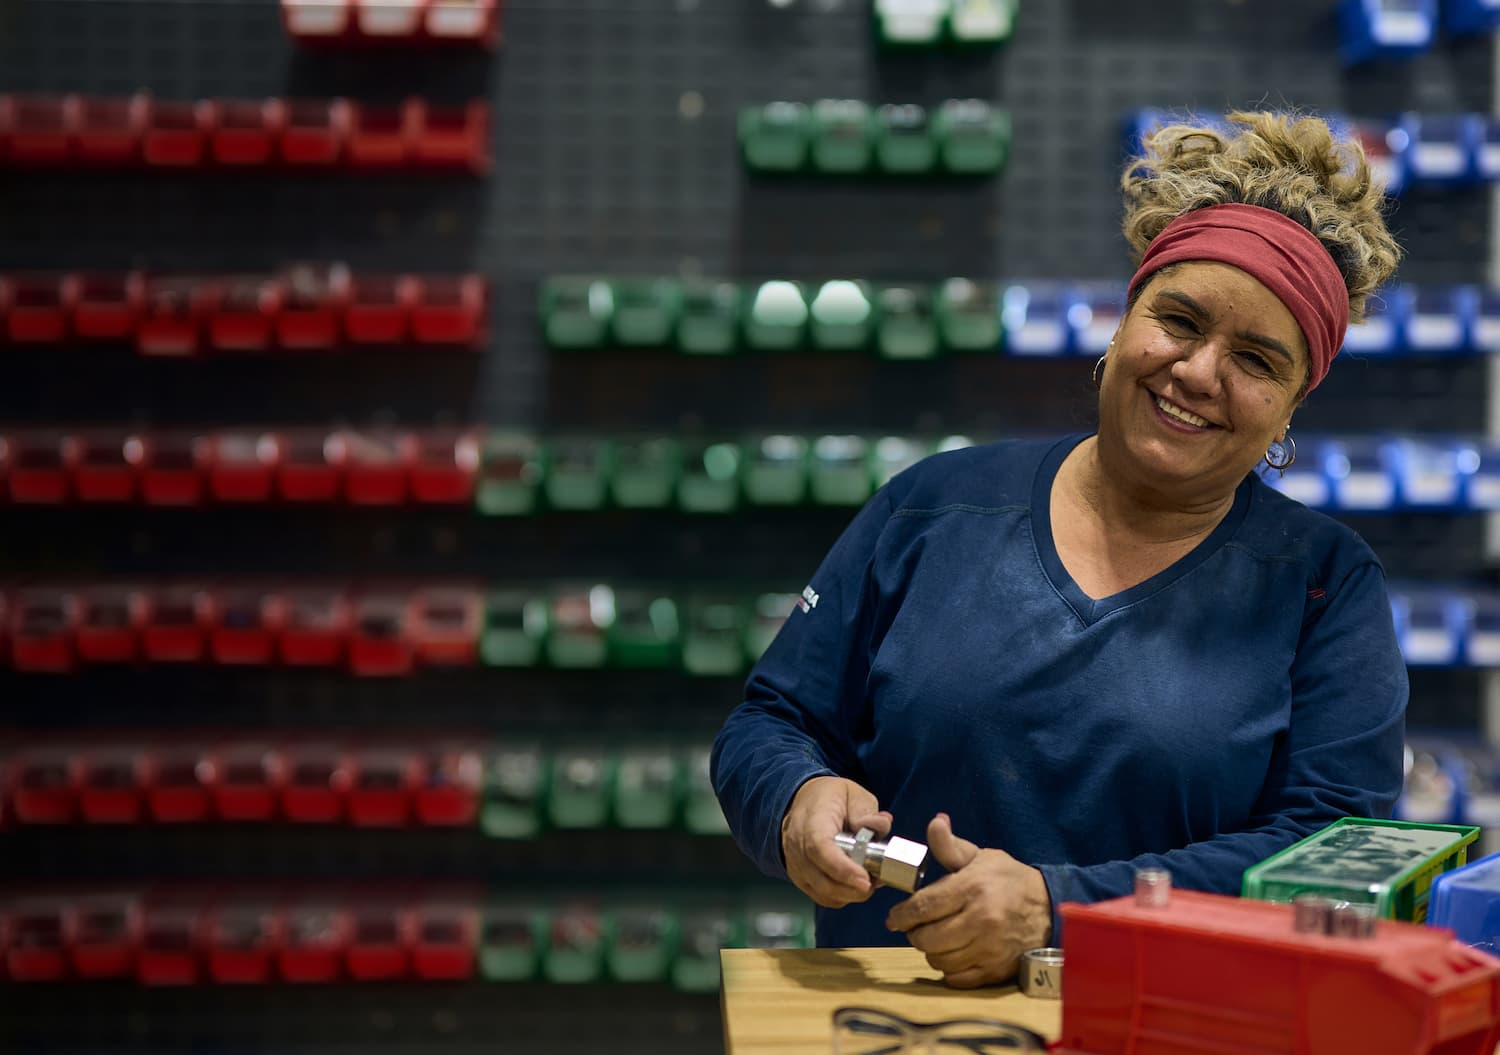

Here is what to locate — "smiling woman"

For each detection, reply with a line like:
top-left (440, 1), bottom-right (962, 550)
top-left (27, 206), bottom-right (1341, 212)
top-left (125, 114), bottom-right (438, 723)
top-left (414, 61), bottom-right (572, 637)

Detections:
top-left (711, 111), bottom-right (1409, 990)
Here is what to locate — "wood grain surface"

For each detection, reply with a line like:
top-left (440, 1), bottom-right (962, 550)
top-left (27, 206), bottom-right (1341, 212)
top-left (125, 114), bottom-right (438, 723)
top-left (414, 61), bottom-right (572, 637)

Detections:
top-left (720, 947), bottom-right (1061, 1054)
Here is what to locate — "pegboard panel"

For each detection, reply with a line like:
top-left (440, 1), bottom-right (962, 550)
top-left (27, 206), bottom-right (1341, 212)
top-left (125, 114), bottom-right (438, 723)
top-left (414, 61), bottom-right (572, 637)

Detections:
top-left (0, 0), bottom-right (1492, 431)
top-left (0, 983), bottom-right (724, 1055)
top-left (0, 2), bottom-right (1494, 1052)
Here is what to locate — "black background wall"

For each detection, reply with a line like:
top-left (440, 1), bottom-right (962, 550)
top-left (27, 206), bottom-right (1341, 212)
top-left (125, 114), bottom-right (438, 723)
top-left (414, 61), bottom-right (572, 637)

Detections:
top-left (0, 1), bottom-right (1493, 1052)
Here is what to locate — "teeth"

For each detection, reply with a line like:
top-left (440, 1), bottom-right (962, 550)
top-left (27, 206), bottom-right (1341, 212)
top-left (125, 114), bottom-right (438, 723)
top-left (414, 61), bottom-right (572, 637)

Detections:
top-left (1156, 397), bottom-right (1210, 428)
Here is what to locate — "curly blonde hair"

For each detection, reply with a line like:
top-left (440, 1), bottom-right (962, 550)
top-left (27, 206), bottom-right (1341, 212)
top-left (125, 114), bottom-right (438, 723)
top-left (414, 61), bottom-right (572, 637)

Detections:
top-left (1121, 111), bottom-right (1401, 324)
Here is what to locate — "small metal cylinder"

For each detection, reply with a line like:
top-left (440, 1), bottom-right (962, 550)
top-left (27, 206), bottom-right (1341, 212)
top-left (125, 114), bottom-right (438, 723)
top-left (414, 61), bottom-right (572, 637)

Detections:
top-left (1133, 868), bottom-right (1172, 908)
top-left (1329, 901), bottom-right (1377, 938)
top-left (1292, 893), bottom-right (1335, 933)
top-left (1019, 947), bottom-right (1064, 999)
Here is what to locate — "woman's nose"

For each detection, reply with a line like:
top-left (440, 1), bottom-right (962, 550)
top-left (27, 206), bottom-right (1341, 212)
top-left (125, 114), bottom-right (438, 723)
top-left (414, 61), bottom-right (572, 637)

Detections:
top-left (1171, 341), bottom-right (1223, 395)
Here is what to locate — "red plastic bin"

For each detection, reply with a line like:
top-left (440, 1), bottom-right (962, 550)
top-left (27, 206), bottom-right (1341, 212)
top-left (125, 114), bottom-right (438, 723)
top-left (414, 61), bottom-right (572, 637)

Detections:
top-left (70, 430), bottom-right (142, 503)
top-left (209, 275), bottom-right (284, 352)
top-left (336, 429), bottom-right (415, 506)
top-left (276, 429), bottom-right (345, 503)
top-left (205, 900), bottom-right (282, 984)
top-left (137, 431), bottom-right (210, 506)
top-left (410, 428), bottom-right (480, 503)
top-left (277, 264), bottom-right (349, 349)
top-left (347, 101), bottom-right (410, 167)
top-left (137, 899), bottom-right (201, 986)
top-left (279, 98), bottom-right (350, 166)
top-left (144, 744), bottom-right (213, 823)
top-left (345, 274), bottom-right (417, 344)
top-left (279, 586), bottom-right (351, 665)
top-left (281, 743), bottom-right (353, 823)
top-left (205, 743), bottom-right (285, 822)
top-left (69, 895), bottom-right (141, 980)
top-left (11, 748), bottom-right (78, 823)
top-left (137, 276), bottom-right (205, 357)
top-left (211, 98), bottom-right (286, 166)
top-left (281, 0), bottom-right (355, 41)
top-left (76, 745), bottom-right (146, 824)
top-left (5, 431), bottom-right (70, 504)
top-left (10, 588), bottom-right (79, 672)
top-left (346, 896), bottom-right (412, 980)
top-left (1057, 889), bottom-right (1500, 1055)
top-left (411, 896), bottom-right (478, 979)
top-left (347, 590), bottom-right (416, 675)
top-left (1, 94), bottom-right (70, 164)
top-left (410, 586), bottom-right (482, 665)
top-left (347, 747), bottom-right (423, 827)
top-left (140, 585), bottom-right (210, 663)
top-left (140, 97), bottom-right (210, 167)
top-left (415, 746), bottom-right (481, 826)
top-left (3, 273), bottom-right (71, 344)
top-left (279, 898), bottom-right (351, 983)
top-left (207, 431), bottom-right (280, 503)
top-left (410, 100), bottom-right (489, 173)
top-left (6, 899), bottom-right (70, 981)
top-left (210, 586), bottom-right (285, 665)
top-left (70, 94), bottom-right (145, 165)
top-left (71, 271), bottom-right (144, 340)
top-left (411, 273), bottom-right (486, 346)
top-left (75, 584), bottom-right (148, 664)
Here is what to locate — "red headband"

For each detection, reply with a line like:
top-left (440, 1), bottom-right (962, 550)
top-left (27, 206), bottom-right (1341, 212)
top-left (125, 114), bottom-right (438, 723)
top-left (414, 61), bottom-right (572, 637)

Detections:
top-left (1126, 203), bottom-right (1348, 393)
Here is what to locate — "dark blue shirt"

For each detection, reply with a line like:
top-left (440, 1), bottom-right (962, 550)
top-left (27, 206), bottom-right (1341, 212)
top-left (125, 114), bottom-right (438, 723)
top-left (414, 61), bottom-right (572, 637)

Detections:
top-left (711, 435), bottom-right (1408, 948)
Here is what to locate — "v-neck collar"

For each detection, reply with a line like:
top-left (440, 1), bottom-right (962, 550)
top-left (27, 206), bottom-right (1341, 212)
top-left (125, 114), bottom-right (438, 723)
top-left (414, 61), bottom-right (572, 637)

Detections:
top-left (1030, 434), bottom-right (1254, 626)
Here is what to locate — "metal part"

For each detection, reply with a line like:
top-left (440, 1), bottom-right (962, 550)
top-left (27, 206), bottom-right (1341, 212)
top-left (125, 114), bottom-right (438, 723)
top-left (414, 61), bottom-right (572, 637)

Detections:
top-left (1133, 868), bottom-right (1172, 908)
top-left (1292, 893), bottom-right (1335, 933)
top-left (833, 827), bottom-right (928, 893)
top-left (1291, 894), bottom-right (1377, 938)
top-left (1019, 947), bottom-right (1064, 999)
top-left (1329, 901), bottom-right (1378, 938)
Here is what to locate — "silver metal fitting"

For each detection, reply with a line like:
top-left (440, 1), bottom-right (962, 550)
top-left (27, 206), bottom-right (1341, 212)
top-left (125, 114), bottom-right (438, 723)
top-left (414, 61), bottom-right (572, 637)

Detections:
top-left (1329, 901), bottom-right (1377, 938)
top-left (1290, 894), bottom-right (1377, 939)
top-left (1292, 893), bottom-right (1335, 933)
top-left (1019, 947), bottom-right (1064, 999)
top-left (1133, 868), bottom-right (1172, 908)
top-left (833, 827), bottom-right (928, 893)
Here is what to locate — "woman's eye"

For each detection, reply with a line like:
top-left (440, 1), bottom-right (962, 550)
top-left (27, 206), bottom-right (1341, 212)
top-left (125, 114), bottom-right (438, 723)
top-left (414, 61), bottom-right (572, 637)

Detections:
top-left (1161, 313), bottom-right (1197, 333)
top-left (1236, 351), bottom-right (1272, 373)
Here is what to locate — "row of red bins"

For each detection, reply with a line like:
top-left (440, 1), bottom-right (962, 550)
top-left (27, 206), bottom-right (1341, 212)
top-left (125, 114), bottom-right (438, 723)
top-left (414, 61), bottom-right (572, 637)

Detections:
top-left (4, 884), bottom-right (483, 985)
top-left (1, 427), bottom-right (481, 506)
top-left (0, 94), bottom-right (489, 172)
top-left (3, 582), bottom-right (486, 674)
top-left (0, 267), bottom-right (487, 352)
top-left (282, 0), bottom-right (501, 46)
top-left (4, 738), bottom-right (485, 827)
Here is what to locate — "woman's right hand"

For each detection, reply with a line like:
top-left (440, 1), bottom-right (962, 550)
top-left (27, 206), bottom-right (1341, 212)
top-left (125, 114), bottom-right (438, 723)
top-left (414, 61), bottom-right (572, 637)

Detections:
top-left (780, 776), bottom-right (893, 908)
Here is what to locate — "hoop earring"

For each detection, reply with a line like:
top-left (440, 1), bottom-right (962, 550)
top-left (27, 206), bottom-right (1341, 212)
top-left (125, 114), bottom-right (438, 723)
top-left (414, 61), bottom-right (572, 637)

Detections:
top-left (1265, 431), bottom-right (1296, 474)
top-left (1092, 354), bottom-right (1107, 388)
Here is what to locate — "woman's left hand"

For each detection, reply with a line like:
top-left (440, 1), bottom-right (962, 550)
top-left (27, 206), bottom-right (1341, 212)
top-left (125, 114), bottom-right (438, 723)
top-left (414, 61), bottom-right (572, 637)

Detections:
top-left (884, 813), bottom-right (1053, 989)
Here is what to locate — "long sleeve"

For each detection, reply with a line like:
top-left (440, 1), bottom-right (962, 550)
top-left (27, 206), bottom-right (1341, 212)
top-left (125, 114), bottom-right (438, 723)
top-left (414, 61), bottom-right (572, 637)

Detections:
top-left (1036, 559), bottom-right (1408, 938)
top-left (710, 486), bottom-right (898, 880)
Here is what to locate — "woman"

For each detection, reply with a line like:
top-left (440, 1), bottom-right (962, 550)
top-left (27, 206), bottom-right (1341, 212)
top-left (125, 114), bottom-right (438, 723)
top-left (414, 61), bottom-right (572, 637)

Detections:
top-left (710, 111), bottom-right (1407, 989)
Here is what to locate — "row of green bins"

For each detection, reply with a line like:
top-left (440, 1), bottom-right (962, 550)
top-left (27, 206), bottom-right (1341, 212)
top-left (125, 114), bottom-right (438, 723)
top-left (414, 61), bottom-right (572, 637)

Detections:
top-left (480, 897), bottom-right (814, 990)
top-left (541, 275), bottom-right (1002, 355)
top-left (481, 743), bottom-right (729, 838)
top-left (479, 586), bottom-right (802, 673)
top-left (476, 434), bottom-right (978, 515)
top-left (874, 0), bottom-right (1018, 48)
top-left (739, 99), bottom-right (1009, 175)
